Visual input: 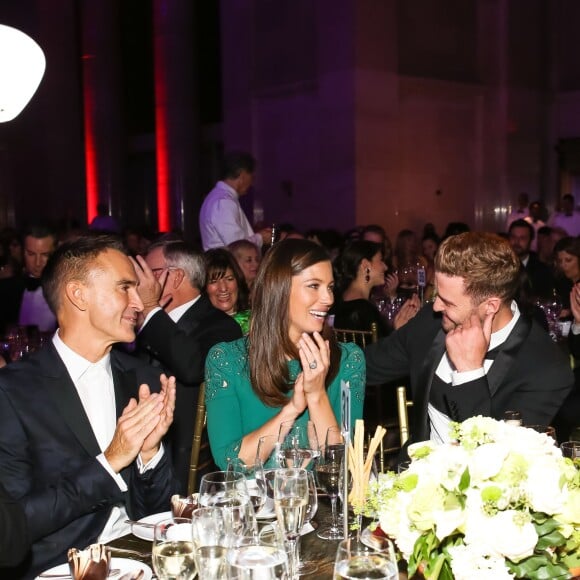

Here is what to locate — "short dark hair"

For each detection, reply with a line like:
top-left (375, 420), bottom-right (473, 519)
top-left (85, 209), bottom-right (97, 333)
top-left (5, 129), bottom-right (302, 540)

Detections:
top-left (42, 234), bottom-right (125, 314)
top-left (23, 224), bottom-right (56, 242)
top-left (220, 151), bottom-right (256, 180)
top-left (508, 219), bottom-right (535, 241)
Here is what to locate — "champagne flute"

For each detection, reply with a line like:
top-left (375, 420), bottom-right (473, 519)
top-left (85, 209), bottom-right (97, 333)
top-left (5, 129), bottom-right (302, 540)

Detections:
top-left (334, 536), bottom-right (398, 580)
top-left (273, 468), bottom-right (309, 579)
top-left (278, 420), bottom-right (320, 470)
top-left (152, 517), bottom-right (196, 580)
top-left (191, 507), bottom-right (228, 580)
top-left (198, 470), bottom-right (250, 507)
top-left (316, 427), bottom-right (345, 540)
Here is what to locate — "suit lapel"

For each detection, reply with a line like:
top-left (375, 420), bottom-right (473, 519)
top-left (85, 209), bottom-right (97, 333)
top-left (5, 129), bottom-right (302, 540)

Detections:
top-left (41, 346), bottom-right (101, 457)
top-left (486, 315), bottom-right (531, 396)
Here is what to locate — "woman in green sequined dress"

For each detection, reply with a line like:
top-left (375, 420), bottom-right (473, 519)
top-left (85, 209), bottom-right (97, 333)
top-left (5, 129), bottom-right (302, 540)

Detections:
top-left (205, 239), bottom-right (365, 469)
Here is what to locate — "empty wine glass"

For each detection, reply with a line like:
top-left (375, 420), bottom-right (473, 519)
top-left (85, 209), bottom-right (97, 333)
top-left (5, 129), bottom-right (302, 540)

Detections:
top-left (152, 517), bottom-right (196, 580)
top-left (198, 470), bottom-right (250, 507)
top-left (228, 458), bottom-right (267, 514)
top-left (316, 427), bottom-right (345, 540)
top-left (278, 420), bottom-right (320, 470)
top-left (256, 434), bottom-right (282, 469)
top-left (273, 468), bottom-right (309, 579)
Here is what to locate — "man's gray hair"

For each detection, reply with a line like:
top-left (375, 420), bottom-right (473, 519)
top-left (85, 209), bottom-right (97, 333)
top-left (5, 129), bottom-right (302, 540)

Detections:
top-left (148, 240), bottom-right (206, 289)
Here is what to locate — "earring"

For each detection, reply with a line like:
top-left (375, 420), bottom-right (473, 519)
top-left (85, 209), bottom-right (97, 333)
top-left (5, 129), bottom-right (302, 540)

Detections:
top-left (365, 268), bottom-right (370, 283)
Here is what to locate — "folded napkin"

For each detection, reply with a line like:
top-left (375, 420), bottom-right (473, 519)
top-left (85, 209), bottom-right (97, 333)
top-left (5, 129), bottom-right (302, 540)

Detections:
top-left (67, 544), bottom-right (110, 580)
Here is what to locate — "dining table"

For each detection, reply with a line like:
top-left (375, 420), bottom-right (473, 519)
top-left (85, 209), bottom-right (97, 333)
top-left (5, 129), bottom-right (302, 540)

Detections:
top-left (107, 498), bottom-right (412, 579)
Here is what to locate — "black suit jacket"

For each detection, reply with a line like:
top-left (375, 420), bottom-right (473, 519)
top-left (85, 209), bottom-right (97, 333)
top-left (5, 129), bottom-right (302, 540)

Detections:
top-left (137, 294), bottom-right (242, 492)
top-left (0, 481), bottom-right (28, 568)
top-left (365, 305), bottom-right (574, 443)
top-left (0, 344), bottom-right (174, 579)
top-left (523, 252), bottom-right (555, 300)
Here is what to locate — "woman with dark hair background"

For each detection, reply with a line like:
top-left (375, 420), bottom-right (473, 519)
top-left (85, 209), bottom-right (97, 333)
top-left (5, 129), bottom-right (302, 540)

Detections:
top-left (204, 239), bottom-right (365, 469)
top-left (332, 240), bottom-right (420, 337)
top-left (204, 247), bottom-right (251, 333)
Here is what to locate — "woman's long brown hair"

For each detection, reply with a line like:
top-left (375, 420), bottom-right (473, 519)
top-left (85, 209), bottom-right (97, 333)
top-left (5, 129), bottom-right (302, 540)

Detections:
top-left (248, 239), bottom-right (341, 407)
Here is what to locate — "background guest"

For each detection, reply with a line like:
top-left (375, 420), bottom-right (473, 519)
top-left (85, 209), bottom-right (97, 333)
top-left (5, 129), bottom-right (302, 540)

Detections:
top-left (228, 239), bottom-right (261, 290)
top-left (204, 248), bottom-right (251, 333)
top-left (553, 236), bottom-right (580, 317)
top-left (133, 239), bottom-right (242, 492)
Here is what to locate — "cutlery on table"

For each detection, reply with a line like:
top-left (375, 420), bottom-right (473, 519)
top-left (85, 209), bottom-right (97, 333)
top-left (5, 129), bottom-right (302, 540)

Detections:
top-left (38, 568), bottom-right (120, 579)
top-left (124, 519), bottom-right (155, 529)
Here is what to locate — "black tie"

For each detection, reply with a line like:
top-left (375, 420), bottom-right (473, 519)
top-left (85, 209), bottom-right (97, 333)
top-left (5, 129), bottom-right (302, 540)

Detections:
top-left (23, 277), bottom-right (42, 292)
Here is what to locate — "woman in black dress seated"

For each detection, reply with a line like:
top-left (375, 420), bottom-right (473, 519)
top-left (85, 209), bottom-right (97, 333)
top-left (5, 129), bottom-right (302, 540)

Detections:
top-left (331, 240), bottom-right (419, 336)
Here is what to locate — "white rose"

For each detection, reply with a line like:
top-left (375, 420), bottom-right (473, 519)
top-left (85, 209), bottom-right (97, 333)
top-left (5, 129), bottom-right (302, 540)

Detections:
top-left (485, 510), bottom-right (538, 563)
top-left (449, 544), bottom-right (514, 580)
top-left (469, 443), bottom-right (508, 482)
top-left (525, 456), bottom-right (565, 514)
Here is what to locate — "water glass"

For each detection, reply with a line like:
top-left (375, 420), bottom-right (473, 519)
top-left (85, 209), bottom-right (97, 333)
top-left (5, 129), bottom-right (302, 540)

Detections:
top-left (334, 536), bottom-right (398, 580)
top-left (152, 517), bottom-right (196, 580)
top-left (256, 434), bottom-right (282, 469)
top-left (191, 507), bottom-right (229, 580)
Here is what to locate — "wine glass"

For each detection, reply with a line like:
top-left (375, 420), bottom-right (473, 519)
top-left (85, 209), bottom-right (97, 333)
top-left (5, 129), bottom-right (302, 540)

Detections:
top-left (316, 427), bottom-right (345, 540)
top-left (191, 507), bottom-right (229, 580)
top-left (256, 434), bottom-right (282, 469)
top-left (295, 470), bottom-right (319, 575)
top-left (228, 457), bottom-right (267, 514)
top-left (226, 524), bottom-right (289, 579)
top-left (561, 441), bottom-right (580, 459)
top-left (278, 420), bottom-right (320, 470)
top-left (152, 517), bottom-right (196, 580)
top-left (198, 470), bottom-right (250, 507)
top-left (273, 468), bottom-right (309, 579)
top-left (333, 536), bottom-right (398, 580)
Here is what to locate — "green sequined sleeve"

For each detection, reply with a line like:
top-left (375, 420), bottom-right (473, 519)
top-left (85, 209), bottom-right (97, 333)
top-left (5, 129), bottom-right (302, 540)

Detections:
top-left (334, 342), bottom-right (366, 424)
top-left (204, 339), bottom-right (248, 470)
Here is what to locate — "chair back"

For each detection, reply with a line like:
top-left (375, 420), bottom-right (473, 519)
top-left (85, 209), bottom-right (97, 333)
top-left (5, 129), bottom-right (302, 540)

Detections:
top-left (188, 381), bottom-right (209, 495)
top-left (333, 321), bottom-right (379, 347)
top-left (396, 385), bottom-right (413, 446)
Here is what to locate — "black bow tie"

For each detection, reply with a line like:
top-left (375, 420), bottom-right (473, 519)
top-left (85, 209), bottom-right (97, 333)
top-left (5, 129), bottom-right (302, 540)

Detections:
top-left (23, 277), bottom-right (42, 292)
top-left (485, 346), bottom-right (500, 360)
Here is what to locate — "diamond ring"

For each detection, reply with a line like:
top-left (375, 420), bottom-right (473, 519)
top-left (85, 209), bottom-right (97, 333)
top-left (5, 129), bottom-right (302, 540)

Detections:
top-left (309, 360), bottom-right (317, 370)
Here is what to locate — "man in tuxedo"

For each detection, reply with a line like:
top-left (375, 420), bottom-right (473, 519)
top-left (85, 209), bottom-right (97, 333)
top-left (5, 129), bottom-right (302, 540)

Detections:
top-left (366, 232), bottom-right (573, 445)
top-left (508, 218), bottom-right (555, 300)
top-left (132, 239), bottom-right (242, 492)
top-left (0, 481), bottom-right (28, 568)
top-left (17, 224), bottom-right (58, 332)
top-left (0, 236), bottom-right (176, 578)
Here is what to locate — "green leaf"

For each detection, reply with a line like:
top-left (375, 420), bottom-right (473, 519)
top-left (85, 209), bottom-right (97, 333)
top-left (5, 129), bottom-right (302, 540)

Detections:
top-left (535, 529), bottom-right (566, 550)
top-left (458, 467), bottom-right (470, 491)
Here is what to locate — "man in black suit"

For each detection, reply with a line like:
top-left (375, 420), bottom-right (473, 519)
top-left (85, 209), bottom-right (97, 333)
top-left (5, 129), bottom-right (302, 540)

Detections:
top-left (132, 239), bottom-right (242, 492)
top-left (0, 481), bottom-right (28, 568)
top-left (508, 218), bottom-right (555, 300)
top-left (366, 232), bottom-right (573, 445)
top-left (0, 236), bottom-right (176, 578)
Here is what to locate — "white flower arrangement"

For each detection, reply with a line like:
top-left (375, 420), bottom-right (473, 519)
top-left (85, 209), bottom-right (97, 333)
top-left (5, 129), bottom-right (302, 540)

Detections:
top-left (363, 416), bottom-right (580, 580)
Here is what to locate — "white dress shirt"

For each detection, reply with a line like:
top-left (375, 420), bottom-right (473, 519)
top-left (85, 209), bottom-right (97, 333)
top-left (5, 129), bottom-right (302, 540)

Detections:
top-left (140, 295), bottom-right (201, 330)
top-left (52, 331), bottom-right (164, 543)
top-left (428, 301), bottom-right (521, 444)
top-left (199, 180), bottom-right (263, 250)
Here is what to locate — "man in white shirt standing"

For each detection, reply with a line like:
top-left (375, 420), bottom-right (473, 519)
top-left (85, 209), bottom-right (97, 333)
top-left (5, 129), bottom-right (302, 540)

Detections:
top-left (0, 235), bottom-right (176, 578)
top-left (199, 151), bottom-right (271, 250)
top-left (548, 194), bottom-right (580, 236)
